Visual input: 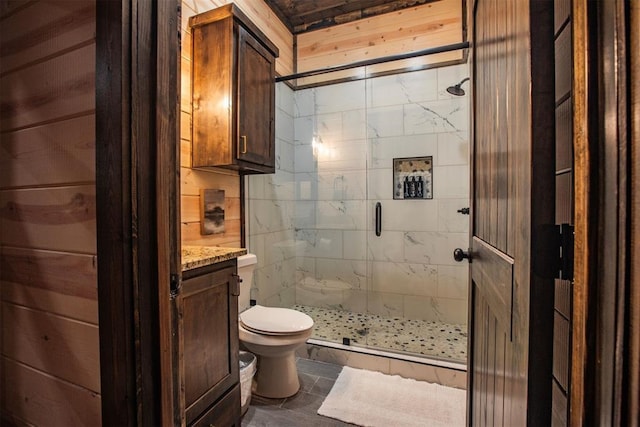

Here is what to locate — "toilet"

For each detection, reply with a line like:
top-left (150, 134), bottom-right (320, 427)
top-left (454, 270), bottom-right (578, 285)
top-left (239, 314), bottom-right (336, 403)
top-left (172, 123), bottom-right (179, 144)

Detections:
top-left (236, 253), bottom-right (314, 398)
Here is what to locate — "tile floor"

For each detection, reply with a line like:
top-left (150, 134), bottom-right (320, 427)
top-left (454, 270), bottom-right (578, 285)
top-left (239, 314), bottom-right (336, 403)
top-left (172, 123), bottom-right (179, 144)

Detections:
top-left (293, 305), bottom-right (467, 362)
top-left (241, 358), bottom-right (358, 427)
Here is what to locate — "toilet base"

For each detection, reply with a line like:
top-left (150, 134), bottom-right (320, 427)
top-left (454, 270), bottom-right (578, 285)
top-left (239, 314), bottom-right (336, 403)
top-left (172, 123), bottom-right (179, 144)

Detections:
top-left (253, 352), bottom-right (299, 398)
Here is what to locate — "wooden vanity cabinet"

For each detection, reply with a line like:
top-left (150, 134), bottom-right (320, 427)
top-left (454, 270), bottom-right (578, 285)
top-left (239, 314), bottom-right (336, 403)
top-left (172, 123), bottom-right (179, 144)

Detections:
top-left (190, 5), bottom-right (279, 174)
top-left (180, 260), bottom-right (241, 426)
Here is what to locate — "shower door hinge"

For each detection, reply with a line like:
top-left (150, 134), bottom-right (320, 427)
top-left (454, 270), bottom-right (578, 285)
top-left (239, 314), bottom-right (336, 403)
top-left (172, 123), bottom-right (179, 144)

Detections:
top-left (556, 223), bottom-right (574, 281)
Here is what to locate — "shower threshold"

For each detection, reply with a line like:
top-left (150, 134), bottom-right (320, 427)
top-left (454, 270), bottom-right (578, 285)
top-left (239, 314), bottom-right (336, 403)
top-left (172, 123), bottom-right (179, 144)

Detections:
top-left (293, 304), bottom-right (467, 369)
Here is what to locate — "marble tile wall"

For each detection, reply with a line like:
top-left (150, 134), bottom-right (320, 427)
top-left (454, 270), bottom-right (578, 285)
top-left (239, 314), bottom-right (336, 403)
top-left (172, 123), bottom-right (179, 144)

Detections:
top-left (248, 64), bottom-right (470, 325)
top-left (293, 64), bottom-right (470, 326)
top-left (246, 83), bottom-right (297, 308)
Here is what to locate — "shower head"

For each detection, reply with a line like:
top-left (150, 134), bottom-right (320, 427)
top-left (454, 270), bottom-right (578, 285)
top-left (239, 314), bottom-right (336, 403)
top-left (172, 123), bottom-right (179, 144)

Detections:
top-left (446, 77), bottom-right (470, 96)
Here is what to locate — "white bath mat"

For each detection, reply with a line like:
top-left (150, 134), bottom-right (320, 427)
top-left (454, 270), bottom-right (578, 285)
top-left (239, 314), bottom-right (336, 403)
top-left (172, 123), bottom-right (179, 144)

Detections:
top-left (317, 366), bottom-right (466, 427)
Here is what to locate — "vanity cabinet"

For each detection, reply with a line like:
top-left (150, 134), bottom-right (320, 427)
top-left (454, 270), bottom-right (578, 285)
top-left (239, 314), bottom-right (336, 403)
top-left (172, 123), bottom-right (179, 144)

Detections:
top-left (180, 259), bottom-right (241, 426)
top-left (190, 5), bottom-right (279, 174)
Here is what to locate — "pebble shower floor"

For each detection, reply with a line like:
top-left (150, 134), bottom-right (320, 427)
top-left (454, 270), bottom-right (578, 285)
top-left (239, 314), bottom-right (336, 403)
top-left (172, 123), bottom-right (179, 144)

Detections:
top-left (292, 304), bottom-right (467, 362)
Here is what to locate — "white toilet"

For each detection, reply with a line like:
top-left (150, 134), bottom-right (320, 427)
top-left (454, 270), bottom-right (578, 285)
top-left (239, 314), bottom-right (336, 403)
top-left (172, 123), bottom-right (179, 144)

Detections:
top-left (236, 253), bottom-right (314, 398)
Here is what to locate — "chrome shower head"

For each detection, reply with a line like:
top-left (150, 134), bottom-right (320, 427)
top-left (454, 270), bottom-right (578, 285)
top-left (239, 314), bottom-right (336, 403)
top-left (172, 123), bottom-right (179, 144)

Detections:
top-left (446, 77), bottom-right (470, 96)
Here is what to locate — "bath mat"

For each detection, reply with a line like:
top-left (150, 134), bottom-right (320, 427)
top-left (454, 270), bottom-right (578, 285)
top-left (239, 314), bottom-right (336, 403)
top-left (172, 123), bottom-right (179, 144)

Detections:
top-left (317, 366), bottom-right (466, 427)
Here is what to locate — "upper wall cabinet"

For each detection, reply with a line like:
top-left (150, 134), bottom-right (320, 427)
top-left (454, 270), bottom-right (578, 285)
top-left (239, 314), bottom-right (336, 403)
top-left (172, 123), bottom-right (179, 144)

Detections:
top-left (190, 5), bottom-right (279, 174)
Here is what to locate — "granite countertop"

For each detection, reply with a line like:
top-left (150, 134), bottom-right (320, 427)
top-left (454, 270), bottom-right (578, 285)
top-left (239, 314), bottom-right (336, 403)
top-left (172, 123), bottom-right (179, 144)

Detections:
top-left (181, 245), bottom-right (247, 271)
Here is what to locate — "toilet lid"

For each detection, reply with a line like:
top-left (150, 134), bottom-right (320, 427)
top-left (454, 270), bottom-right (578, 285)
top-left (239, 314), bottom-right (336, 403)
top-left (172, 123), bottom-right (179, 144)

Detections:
top-left (240, 305), bottom-right (313, 335)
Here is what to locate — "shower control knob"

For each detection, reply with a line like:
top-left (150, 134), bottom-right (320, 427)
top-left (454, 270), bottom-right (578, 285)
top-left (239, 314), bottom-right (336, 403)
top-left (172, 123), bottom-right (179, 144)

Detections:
top-left (453, 248), bottom-right (472, 263)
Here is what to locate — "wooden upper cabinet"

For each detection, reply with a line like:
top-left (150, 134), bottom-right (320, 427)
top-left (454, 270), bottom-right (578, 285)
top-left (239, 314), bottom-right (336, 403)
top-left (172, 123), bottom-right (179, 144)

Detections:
top-left (190, 5), bottom-right (279, 174)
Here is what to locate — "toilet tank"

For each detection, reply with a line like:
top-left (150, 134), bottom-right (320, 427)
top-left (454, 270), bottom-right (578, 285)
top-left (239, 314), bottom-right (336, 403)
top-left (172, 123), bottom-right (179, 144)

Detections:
top-left (237, 253), bottom-right (257, 312)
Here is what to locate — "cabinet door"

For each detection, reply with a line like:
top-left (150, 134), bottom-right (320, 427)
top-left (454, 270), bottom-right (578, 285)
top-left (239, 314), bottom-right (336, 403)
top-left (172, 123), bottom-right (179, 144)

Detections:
top-left (237, 25), bottom-right (275, 170)
top-left (191, 384), bottom-right (241, 427)
top-left (191, 16), bottom-right (234, 168)
top-left (181, 263), bottom-right (240, 425)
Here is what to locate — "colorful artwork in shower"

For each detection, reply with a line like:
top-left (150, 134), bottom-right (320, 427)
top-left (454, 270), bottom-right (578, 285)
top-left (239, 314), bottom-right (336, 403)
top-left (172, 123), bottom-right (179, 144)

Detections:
top-left (393, 156), bottom-right (433, 199)
top-left (200, 189), bottom-right (225, 235)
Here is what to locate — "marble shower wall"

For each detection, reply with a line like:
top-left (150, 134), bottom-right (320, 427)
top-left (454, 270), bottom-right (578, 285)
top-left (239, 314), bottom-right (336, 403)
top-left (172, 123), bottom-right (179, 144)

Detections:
top-left (294, 64), bottom-right (470, 325)
top-left (246, 83), bottom-right (297, 307)
top-left (248, 64), bottom-right (470, 325)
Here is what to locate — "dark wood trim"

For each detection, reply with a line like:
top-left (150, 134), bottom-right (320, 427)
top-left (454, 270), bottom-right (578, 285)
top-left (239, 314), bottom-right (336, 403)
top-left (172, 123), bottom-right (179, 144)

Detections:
top-left (597, 1), bottom-right (639, 425)
top-left (572, 0), bottom-right (638, 425)
top-left (156, 0), bottom-right (181, 424)
top-left (589, 2), bottom-right (626, 425)
top-left (527, 2), bottom-right (556, 424)
top-left (628, 3), bottom-right (640, 424)
top-left (96, 0), bottom-right (180, 425)
top-left (96, 1), bottom-right (136, 425)
top-left (264, 0), bottom-right (440, 34)
top-left (132, 2), bottom-right (163, 424)
top-left (570, 0), bottom-right (598, 424)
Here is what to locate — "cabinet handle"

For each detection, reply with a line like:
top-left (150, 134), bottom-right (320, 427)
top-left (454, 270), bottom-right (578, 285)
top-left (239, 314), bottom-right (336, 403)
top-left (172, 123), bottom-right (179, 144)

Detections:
top-left (239, 135), bottom-right (247, 154)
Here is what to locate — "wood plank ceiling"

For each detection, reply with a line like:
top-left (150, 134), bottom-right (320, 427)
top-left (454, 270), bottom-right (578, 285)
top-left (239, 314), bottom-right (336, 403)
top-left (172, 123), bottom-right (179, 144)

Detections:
top-left (263, 0), bottom-right (440, 34)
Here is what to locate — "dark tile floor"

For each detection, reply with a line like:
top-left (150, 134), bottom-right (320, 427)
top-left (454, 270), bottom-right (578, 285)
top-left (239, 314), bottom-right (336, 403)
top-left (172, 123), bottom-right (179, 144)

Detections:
top-left (241, 358), bottom-right (360, 427)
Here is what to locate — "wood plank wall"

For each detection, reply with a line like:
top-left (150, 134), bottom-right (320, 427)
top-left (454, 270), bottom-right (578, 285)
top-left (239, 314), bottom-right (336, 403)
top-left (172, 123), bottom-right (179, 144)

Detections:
top-left (0, 1), bottom-right (101, 425)
top-left (295, 0), bottom-right (463, 86)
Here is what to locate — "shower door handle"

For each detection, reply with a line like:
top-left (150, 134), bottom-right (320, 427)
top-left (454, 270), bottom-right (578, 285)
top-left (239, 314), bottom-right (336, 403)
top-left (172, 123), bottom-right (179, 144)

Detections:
top-left (375, 202), bottom-right (382, 237)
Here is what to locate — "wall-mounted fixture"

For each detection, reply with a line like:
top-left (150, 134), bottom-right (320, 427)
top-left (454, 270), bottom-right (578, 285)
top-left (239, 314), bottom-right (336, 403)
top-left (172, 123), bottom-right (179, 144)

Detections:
top-left (200, 189), bottom-right (225, 235)
top-left (446, 77), bottom-right (470, 96)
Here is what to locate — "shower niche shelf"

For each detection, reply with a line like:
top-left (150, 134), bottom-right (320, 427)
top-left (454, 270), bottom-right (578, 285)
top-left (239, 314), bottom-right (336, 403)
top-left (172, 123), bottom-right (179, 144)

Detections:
top-left (393, 156), bottom-right (433, 200)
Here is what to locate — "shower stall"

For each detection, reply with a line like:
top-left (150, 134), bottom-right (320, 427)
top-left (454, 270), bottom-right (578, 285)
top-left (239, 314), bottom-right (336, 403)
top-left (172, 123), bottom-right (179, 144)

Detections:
top-left (246, 63), bottom-right (470, 365)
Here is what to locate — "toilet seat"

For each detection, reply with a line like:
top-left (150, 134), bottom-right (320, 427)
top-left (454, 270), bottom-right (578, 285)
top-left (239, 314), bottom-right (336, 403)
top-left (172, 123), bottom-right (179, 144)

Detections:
top-left (240, 305), bottom-right (313, 335)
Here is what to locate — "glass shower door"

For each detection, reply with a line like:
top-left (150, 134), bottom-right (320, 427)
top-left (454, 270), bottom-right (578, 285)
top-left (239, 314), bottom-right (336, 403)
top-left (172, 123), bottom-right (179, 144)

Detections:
top-left (291, 76), bottom-right (371, 347)
top-left (363, 64), bottom-right (471, 361)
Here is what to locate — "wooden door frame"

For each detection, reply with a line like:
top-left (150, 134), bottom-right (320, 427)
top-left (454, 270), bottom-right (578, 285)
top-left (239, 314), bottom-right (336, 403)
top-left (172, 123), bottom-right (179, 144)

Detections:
top-left (96, 1), bottom-right (180, 425)
top-left (572, 0), bottom-right (639, 425)
top-left (629, 3), bottom-right (640, 423)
